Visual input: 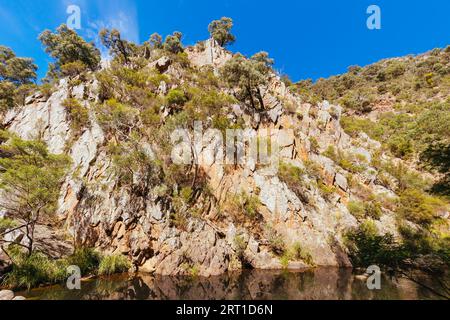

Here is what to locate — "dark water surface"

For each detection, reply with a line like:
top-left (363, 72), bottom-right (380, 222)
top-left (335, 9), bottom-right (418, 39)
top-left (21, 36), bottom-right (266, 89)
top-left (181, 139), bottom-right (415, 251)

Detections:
top-left (19, 268), bottom-right (447, 300)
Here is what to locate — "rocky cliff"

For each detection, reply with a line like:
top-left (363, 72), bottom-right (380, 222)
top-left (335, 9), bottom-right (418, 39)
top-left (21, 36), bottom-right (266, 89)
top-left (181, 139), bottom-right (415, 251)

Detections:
top-left (1, 39), bottom-right (447, 277)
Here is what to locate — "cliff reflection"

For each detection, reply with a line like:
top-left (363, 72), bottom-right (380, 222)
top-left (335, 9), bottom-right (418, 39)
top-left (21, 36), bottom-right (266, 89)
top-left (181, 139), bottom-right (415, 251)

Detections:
top-left (22, 268), bottom-right (443, 300)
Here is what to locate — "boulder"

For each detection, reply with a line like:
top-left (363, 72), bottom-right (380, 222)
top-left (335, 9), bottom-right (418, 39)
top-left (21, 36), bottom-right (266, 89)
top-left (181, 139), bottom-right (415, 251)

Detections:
top-left (150, 56), bottom-right (172, 73)
top-left (0, 290), bottom-right (14, 300)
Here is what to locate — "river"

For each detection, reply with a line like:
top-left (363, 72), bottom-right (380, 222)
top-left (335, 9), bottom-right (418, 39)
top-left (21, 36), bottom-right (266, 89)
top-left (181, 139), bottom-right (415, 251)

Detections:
top-left (18, 268), bottom-right (447, 300)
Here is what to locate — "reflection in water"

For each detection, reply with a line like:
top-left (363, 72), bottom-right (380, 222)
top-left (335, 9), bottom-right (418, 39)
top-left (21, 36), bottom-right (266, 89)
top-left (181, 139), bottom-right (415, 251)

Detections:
top-left (20, 268), bottom-right (445, 300)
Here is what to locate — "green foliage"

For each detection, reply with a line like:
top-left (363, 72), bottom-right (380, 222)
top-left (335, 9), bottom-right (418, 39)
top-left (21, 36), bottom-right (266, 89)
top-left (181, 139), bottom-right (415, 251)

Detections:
top-left (208, 17), bottom-right (236, 47)
top-left (163, 32), bottom-right (184, 54)
top-left (0, 132), bottom-right (71, 254)
top-left (2, 246), bottom-right (130, 289)
top-left (221, 52), bottom-right (274, 110)
top-left (99, 29), bottom-right (140, 65)
top-left (62, 98), bottom-right (89, 134)
top-left (345, 221), bottom-right (449, 282)
top-left (0, 46), bottom-right (37, 112)
top-left (149, 33), bottom-right (163, 49)
top-left (265, 226), bottom-right (286, 255)
top-left (166, 88), bottom-right (187, 106)
top-left (280, 242), bottom-right (314, 268)
top-left (95, 99), bottom-right (139, 140)
top-left (347, 201), bottom-right (366, 219)
top-left (382, 162), bottom-right (428, 192)
top-left (0, 46), bottom-right (37, 85)
top-left (108, 138), bottom-right (162, 188)
top-left (65, 247), bottom-right (101, 276)
top-left (0, 80), bottom-right (16, 111)
top-left (39, 83), bottom-right (55, 99)
top-left (309, 137), bottom-right (320, 153)
top-left (345, 222), bottom-right (407, 270)
top-left (39, 24), bottom-right (100, 79)
top-left (339, 89), bottom-right (374, 113)
top-left (0, 217), bottom-right (17, 233)
top-left (347, 200), bottom-right (382, 220)
top-left (233, 234), bottom-right (247, 258)
top-left (294, 48), bottom-right (450, 113)
top-left (229, 192), bottom-right (261, 220)
top-left (184, 87), bottom-right (236, 120)
top-left (60, 60), bottom-right (88, 78)
top-left (317, 181), bottom-right (337, 201)
top-left (278, 162), bottom-right (309, 203)
top-left (396, 189), bottom-right (447, 226)
top-left (2, 249), bottom-right (66, 290)
top-left (98, 254), bottom-right (130, 276)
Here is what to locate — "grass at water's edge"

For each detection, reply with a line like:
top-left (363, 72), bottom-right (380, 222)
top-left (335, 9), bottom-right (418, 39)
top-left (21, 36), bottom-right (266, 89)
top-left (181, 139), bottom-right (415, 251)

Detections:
top-left (0, 247), bottom-right (130, 291)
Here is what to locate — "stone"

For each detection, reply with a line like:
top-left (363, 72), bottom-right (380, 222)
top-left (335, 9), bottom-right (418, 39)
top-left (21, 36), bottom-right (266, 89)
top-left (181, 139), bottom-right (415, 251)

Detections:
top-left (254, 173), bottom-right (303, 220)
top-left (266, 103), bottom-right (283, 123)
top-left (232, 104), bottom-right (243, 117)
top-left (150, 56), bottom-right (172, 73)
top-left (13, 296), bottom-right (26, 300)
top-left (334, 173), bottom-right (348, 191)
top-left (0, 290), bottom-right (14, 300)
top-left (140, 257), bottom-right (157, 273)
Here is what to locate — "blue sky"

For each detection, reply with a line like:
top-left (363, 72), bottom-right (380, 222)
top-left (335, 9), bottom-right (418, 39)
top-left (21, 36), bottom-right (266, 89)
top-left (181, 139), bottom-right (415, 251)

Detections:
top-left (1, 0), bottom-right (449, 82)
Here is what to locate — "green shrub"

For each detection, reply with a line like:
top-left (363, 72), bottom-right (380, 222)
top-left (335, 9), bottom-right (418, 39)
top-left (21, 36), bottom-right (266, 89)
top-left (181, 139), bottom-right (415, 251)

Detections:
top-left (62, 98), bottom-right (89, 133)
top-left (233, 234), bottom-right (247, 258)
top-left (65, 247), bottom-right (101, 276)
top-left (98, 254), bottom-right (130, 276)
top-left (0, 217), bottom-right (17, 233)
top-left (348, 200), bottom-right (382, 220)
top-left (60, 60), bottom-right (88, 78)
top-left (396, 189), bottom-right (447, 226)
top-left (229, 192), bottom-right (261, 220)
top-left (317, 182), bottom-right (337, 201)
top-left (279, 242), bottom-right (314, 268)
top-left (309, 137), bottom-right (320, 153)
top-left (344, 224), bottom-right (406, 269)
top-left (278, 162), bottom-right (308, 202)
top-left (347, 201), bottom-right (366, 219)
top-left (2, 250), bottom-right (66, 290)
top-left (266, 229), bottom-right (286, 255)
top-left (166, 88), bottom-right (187, 106)
top-left (39, 83), bottom-right (55, 99)
top-left (290, 242), bottom-right (314, 266)
top-left (95, 99), bottom-right (139, 139)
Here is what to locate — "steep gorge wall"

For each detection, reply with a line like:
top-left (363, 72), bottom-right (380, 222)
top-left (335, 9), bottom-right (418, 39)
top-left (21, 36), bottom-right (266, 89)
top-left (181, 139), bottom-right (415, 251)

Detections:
top-left (2, 42), bottom-right (406, 276)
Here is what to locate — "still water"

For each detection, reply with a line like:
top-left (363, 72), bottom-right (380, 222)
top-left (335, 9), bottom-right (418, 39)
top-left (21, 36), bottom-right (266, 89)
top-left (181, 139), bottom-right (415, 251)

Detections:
top-left (19, 268), bottom-right (447, 300)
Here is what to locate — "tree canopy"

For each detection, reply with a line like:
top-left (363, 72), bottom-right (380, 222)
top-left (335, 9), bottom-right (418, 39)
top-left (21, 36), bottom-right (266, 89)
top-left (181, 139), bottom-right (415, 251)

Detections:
top-left (221, 51), bottom-right (274, 110)
top-left (99, 29), bottom-right (140, 65)
top-left (39, 24), bottom-right (101, 79)
top-left (0, 46), bottom-right (37, 112)
top-left (163, 32), bottom-right (184, 54)
top-left (0, 46), bottom-right (37, 85)
top-left (208, 17), bottom-right (236, 47)
top-left (0, 131), bottom-right (70, 255)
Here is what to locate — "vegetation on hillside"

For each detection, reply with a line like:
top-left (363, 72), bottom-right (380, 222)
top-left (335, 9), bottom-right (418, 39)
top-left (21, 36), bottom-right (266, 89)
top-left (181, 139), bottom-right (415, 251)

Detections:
top-left (0, 17), bottom-right (448, 293)
top-left (293, 48), bottom-right (450, 197)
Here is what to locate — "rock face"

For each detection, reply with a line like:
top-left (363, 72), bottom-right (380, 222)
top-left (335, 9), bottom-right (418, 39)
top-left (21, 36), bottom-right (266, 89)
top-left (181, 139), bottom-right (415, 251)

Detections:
top-left (0, 39), bottom-right (417, 277)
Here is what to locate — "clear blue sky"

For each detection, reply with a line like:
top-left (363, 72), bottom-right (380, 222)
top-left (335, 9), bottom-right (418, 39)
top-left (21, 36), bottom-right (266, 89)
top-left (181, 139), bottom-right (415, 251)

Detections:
top-left (1, 0), bottom-right (449, 82)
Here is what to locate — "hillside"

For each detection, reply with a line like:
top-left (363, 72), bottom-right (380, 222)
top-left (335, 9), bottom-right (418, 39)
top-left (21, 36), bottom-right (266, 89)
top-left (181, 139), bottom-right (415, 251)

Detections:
top-left (292, 48), bottom-right (450, 196)
top-left (0, 21), bottom-right (448, 293)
